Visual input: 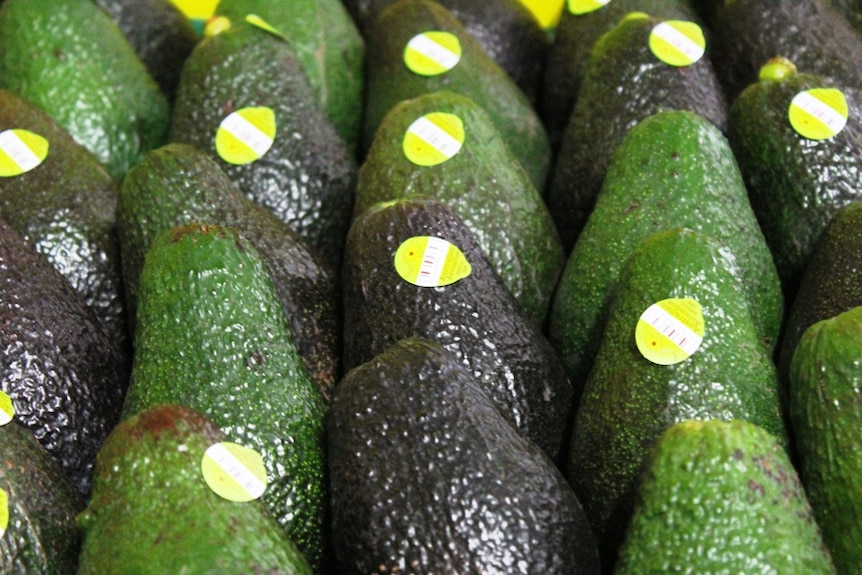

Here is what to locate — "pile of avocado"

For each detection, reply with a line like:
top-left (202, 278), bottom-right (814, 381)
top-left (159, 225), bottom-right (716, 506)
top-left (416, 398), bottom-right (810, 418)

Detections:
top-left (0, 0), bottom-right (860, 573)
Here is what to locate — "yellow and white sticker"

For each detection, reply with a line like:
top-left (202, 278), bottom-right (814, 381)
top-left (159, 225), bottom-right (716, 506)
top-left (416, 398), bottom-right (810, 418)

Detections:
top-left (404, 31), bottom-right (462, 76)
top-left (215, 107), bottom-right (277, 165)
top-left (649, 21), bottom-right (705, 67)
top-left (0, 391), bottom-right (13, 426)
top-left (788, 88), bottom-right (848, 141)
top-left (201, 442), bottom-right (268, 503)
top-left (0, 129), bottom-right (48, 177)
top-left (567, 0), bottom-right (611, 15)
top-left (0, 488), bottom-right (7, 540)
top-left (395, 236), bottom-right (472, 287)
top-left (403, 113), bottom-right (465, 167)
top-left (635, 298), bottom-right (704, 365)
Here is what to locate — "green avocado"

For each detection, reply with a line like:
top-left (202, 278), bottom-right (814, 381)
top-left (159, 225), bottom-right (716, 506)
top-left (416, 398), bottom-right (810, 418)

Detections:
top-left (0, 0), bottom-right (170, 181)
top-left (789, 306), bottom-right (862, 575)
top-left (614, 419), bottom-right (836, 574)
top-left (77, 404), bottom-right (313, 575)
top-left (329, 337), bottom-right (601, 574)
top-left (568, 227), bottom-right (788, 570)
top-left (121, 224), bottom-right (328, 571)
top-left (823, 0), bottom-right (862, 34)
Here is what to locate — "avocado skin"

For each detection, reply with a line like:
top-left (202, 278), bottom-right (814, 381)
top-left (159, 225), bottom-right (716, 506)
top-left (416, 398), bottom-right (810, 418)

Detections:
top-left (547, 12), bottom-right (728, 252)
top-left (342, 198), bottom-right (574, 461)
top-left (789, 306), bottom-right (862, 575)
top-left (0, 0), bottom-right (170, 181)
top-left (77, 404), bottom-right (313, 575)
top-left (728, 70), bottom-right (862, 300)
top-left (0, 421), bottom-right (84, 575)
top-left (614, 419), bottom-right (836, 575)
top-left (0, 88), bottom-right (129, 363)
top-left (550, 110), bottom-right (782, 400)
top-left (356, 90), bottom-right (564, 327)
top-left (823, 0), bottom-right (862, 33)
top-left (708, 0), bottom-right (862, 103)
top-left (329, 337), bottom-right (600, 575)
top-left (122, 224), bottom-right (328, 571)
top-left (0, 218), bottom-right (125, 495)
top-left (568, 227), bottom-right (788, 571)
top-left (117, 142), bottom-right (341, 401)
top-left (169, 22), bottom-right (356, 272)
top-left (363, 0), bottom-right (551, 192)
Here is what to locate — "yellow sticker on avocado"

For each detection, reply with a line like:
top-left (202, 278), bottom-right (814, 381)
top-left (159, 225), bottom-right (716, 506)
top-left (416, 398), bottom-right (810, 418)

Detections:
top-left (0, 391), bottom-right (13, 427)
top-left (404, 32), bottom-right (462, 76)
top-left (245, 14), bottom-right (287, 41)
top-left (788, 88), bottom-right (848, 140)
top-left (0, 129), bottom-right (48, 177)
top-left (568, 0), bottom-right (611, 15)
top-left (649, 21), bottom-right (705, 67)
top-left (0, 488), bottom-right (7, 540)
top-left (395, 236), bottom-right (472, 287)
top-left (403, 113), bottom-right (465, 167)
top-left (635, 298), bottom-right (704, 365)
top-left (519, 0), bottom-right (565, 29)
top-left (215, 107), bottom-right (276, 165)
top-left (201, 442), bottom-right (267, 502)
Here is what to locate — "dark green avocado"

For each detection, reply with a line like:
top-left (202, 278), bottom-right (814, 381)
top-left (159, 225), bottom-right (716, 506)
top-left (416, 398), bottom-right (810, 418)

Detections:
top-left (329, 337), bottom-right (600, 574)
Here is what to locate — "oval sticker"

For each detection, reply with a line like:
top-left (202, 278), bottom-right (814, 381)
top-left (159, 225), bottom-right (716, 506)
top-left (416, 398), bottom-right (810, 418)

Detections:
top-left (567, 0), bottom-right (611, 15)
top-left (0, 391), bottom-right (13, 427)
top-left (0, 488), bottom-right (7, 540)
top-left (394, 236), bottom-right (472, 287)
top-left (403, 113), bottom-right (465, 167)
top-left (635, 298), bottom-right (705, 365)
top-left (404, 31), bottom-right (462, 76)
top-left (788, 88), bottom-right (848, 140)
top-left (0, 129), bottom-right (49, 177)
top-left (215, 106), bottom-right (277, 165)
top-left (520, 0), bottom-right (565, 29)
top-left (649, 21), bottom-right (705, 67)
top-left (201, 442), bottom-right (268, 503)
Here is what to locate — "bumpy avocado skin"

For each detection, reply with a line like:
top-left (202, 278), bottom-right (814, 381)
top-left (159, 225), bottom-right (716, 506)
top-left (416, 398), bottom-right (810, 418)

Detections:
top-left (0, 421), bottom-right (84, 575)
top-left (789, 307), bottom-right (862, 575)
top-left (122, 224), bottom-right (328, 571)
top-left (342, 198), bottom-right (574, 462)
top-left (356, 90), bottom-right (564, 327)
top-left (77, 404), bottom-right (313, 575)
top-left (0, 0), bottom-right (170, 181)
top-left (169, 22), bottom-right (356, 272)
top-left (329, 337), bottom-right (600, 575)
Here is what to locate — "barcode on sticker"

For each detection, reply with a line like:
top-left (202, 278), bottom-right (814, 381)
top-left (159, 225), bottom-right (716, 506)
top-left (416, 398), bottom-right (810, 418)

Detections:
top-left (416, 237), bottom-right (450, 287)
top-left (792, 91), bottom-right (848, 134)
top-left (641, 303), bottom-right (703, 356)
top-left (651, 22), bottom-right (704, 63)
top-left (205, 443), bottom-right (266, 499)
top-left (407, 33), bottom-right (461, 71)
top-left (0, 130), bottom-right (42, 173)
top-left (219, 113), bottom-right (273, 158)
top-left (409, 116), bottom-right (463, 158)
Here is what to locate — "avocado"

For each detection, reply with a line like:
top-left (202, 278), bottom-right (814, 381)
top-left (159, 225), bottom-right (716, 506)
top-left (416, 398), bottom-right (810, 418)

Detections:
top-left (215, 0), bottom-right (365, 154)
top-left (77, 404), bottom-right (313, 575)
top-left (0, 217), bottom-right (125, 494)
top-left (0, 0), bottom-right (170, 181)
top-left (568, 227), bottom-right (788, 570)
top-left (541, 0), bottom-right (700, 149)
top-left (707, 0), bottom-right (862, 103)
top-left (169, 20), bottom-right (356, 271)
top-left (0, 88), bottom-right (129, 362)
top-left (122, 223), bottom-right (328, 571)
top-left (547, 11), bottom-right (728, 251)
top-left (355, 89), bottom-right (564, 326)
top-left (329, 337), bottom-right (601, 574)
top-left (614, 419), bottom-right (836, 574)
top-left (363, 0), bottom-right (551, 192)
top-left (549, 110), bottom-right (783, 400)
top-left (342, 197), bottom-right (574, 460)
top-left (728, 59), bottom-right (862, 300)
top-left (0, 420), bottom-right (84, 574)
top-left (117, 142), bottom-right (340, 400)
top-left (823, 0), bottom-right (862, 33)
top-left (777, 201), bottom-right (862, 388)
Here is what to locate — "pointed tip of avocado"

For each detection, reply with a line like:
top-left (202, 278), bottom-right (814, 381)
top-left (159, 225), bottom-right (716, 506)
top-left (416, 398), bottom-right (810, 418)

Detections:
top-left (758, 56), bottom-right (798, 82)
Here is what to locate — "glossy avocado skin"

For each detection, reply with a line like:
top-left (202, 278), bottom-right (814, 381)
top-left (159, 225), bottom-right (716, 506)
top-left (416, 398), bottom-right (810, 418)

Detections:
top-left (0, 0), bottom-right (170, 181)
top-left (0, 421), bottom-right (84, 575)
top-left (614, 420), bottom-right (836, 575)
top-left (0, 218), bottom-right (125, 495)
top-left (122, 224), bottom-right (328, 572)
top-left (117, 142), bottom-right (341, 400)
top-left (77, 405), bottom-right (313, 575)
top-left (568, 227), bottom-right (788, 571)
top-left (329, 337), bottom-right (601, 575)
top-left (789, 306), bottom-right (862, 575)
top-left (547, 12), bottom-right (728, 252)
top-left (341, 198), bottom-right (574, 461)
top-left (169, 22), bottom-right (356, 272)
